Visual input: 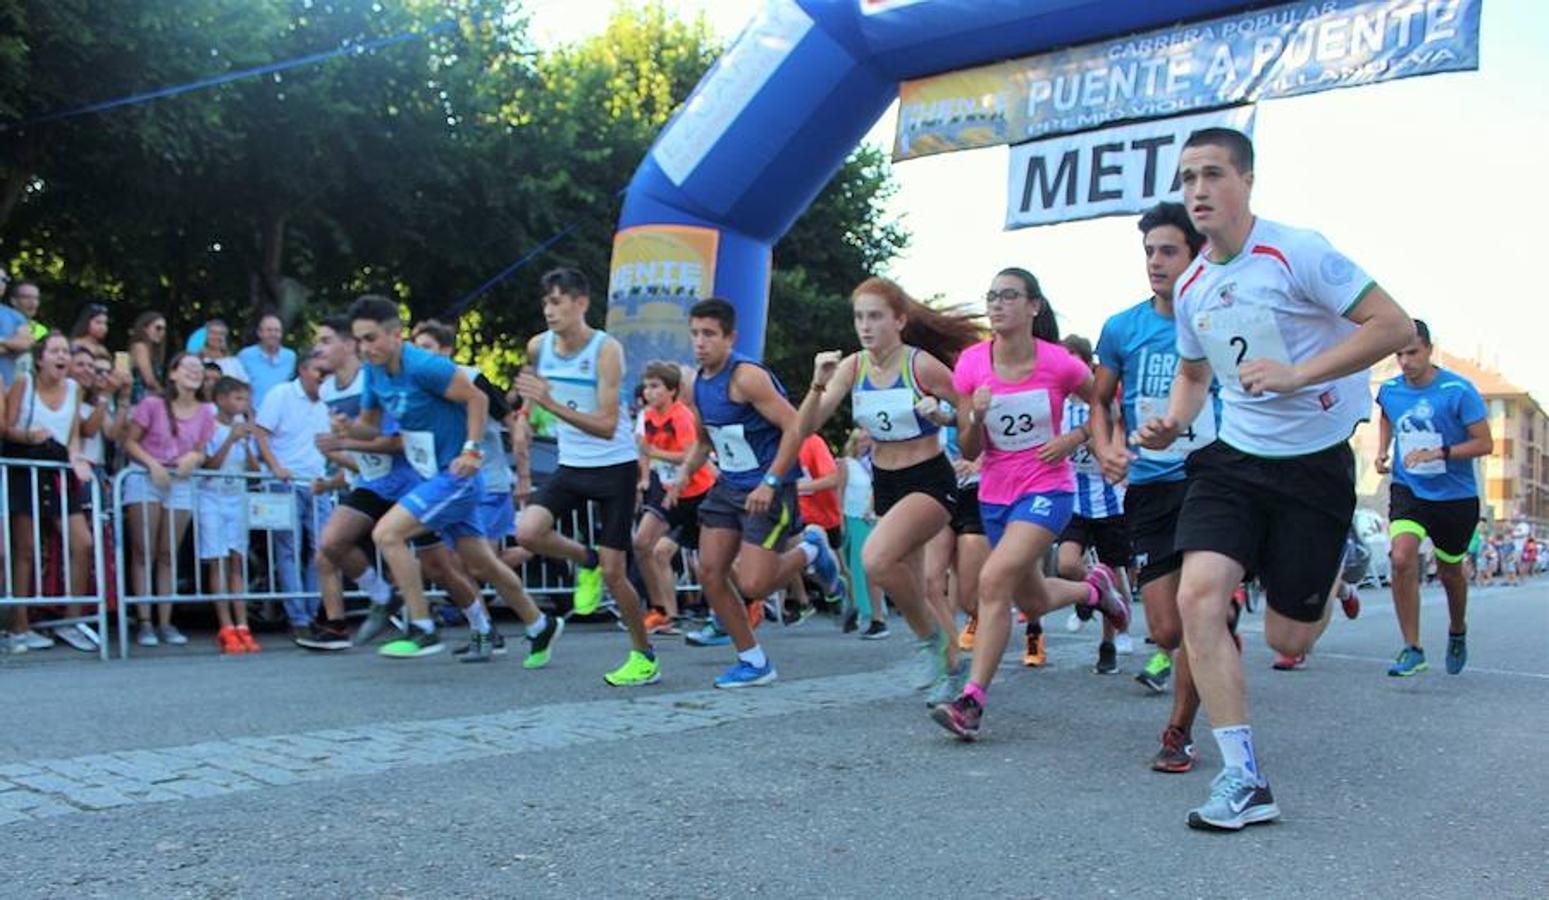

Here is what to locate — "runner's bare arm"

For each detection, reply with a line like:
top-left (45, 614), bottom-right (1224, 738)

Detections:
top-left (796, 352), bottom-right (855, 437)
top-left (1140, 359), bottom-right (1211, 450)
top-left (516, 338), bottom-right (626, 439)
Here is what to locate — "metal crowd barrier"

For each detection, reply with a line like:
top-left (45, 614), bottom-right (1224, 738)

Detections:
top-left (104, 464), bottom-right (700, 657)
top-left (0, 457), bottom-right (109, 660)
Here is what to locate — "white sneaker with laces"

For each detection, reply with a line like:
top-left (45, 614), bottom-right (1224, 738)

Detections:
top-left (18, 629), bottom-right (55, 650)
top-left (137, 623), bottom-right (160, 647)
top-left (160, 625), bottom-right (189, 646)
top-left (54, 624), bottom-right (97, 652)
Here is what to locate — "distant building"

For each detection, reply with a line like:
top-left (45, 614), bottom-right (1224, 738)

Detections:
top-left (1352, 349), bottom-right (1547, 528)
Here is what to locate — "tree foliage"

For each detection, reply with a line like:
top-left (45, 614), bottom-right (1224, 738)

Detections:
top-left (0, 0), bottom-right (906, 395)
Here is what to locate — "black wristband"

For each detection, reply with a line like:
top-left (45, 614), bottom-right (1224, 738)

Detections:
top-left (1441, 444), bottom-right (1451, 461)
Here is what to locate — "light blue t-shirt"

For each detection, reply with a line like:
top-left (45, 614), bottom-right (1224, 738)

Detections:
top-left (1376, 367), bottom-right (1487, 502)
top-left (361, 344), bottom-right (464, 471)
top-left (0, 305), bottom-right (28, 386)
top-left (237, 344), bottom-right (297, 407)
top-left (1096, 298), bottom-right (1222, 485)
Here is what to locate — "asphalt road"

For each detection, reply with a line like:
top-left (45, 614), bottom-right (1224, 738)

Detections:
top-left (3, 579), bottom-right (1546, 898)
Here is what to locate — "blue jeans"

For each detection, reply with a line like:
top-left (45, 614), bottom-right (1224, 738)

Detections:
top-left (269, 483), bottom-right (334, 626)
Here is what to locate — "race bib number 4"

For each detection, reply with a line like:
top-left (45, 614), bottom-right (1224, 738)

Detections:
top-left (1135, 396), bottom-right (1217, 461)
top-left (985, 389), bottom-right (1053, 452)
top-left (1398, 430), bottom-right (1445, 476)
top-left (853, 387), bottom-right (923, 441)
top-left (1195, 305), bottom-right (1292, 389)
top-left (707, 423), bottom-right (758, 473)
top-left (402, 430), bottom-right (438, 478)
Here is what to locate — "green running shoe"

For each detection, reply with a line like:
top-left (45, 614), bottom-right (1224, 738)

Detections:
top-left (1135, 650), bottom-right (1173, 694)
top-left (523, 615), bottom-right (565, 670)
top-left (572, 564), bottom-right (604, 616)
top-left (604, 650), bottom-right (661, 686)
top-left (378, 627), bottom-right (443, 659)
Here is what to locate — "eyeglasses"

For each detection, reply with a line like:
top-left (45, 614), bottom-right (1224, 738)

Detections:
top-left (984, 288), bottom-right (1028, 306)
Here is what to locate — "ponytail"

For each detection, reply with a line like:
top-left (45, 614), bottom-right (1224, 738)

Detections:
top-left (995, 267), bottom-right (1059, 343)
top-left (852, 276), bottom-right (982, 367)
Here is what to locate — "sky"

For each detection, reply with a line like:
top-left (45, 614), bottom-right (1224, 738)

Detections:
top-left (531, 1), bottom-right (1549, 401)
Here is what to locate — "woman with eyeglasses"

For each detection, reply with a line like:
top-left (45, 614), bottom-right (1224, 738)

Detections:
top-left (126, 311), bottom-right (168, 404)
top-left (797, 276), bottom-right (979, 706)
top-left (929, 268), bottom-right (1132, 741)
top-left (69, 304), bottom-right (112, 362)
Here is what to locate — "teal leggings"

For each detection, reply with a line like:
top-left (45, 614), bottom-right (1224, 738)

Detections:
top-left (843, 515), bottom-right (879, 619)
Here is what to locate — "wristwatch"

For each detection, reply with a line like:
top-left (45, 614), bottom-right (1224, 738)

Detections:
top-left (462, 440), bottom-right (485, 458)
top-left (762, 472), bottom-right (780, 489)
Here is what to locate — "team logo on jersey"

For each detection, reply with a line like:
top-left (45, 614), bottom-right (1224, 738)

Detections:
top-left (579, 358), bottom-right (592, 374)
top-left (1216, 282), bottom-right (1237, 306)
top-left (1320, 252), bottom-right (1356, 286)
top-left (1397, 398), bottom-right (1437, 432)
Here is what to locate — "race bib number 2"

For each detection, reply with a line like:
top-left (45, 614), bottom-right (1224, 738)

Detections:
top-left (1195, 305), bottom-right (1292, 389)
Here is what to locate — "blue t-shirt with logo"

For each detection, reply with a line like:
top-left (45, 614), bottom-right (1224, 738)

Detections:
top-left (361, 344), bottom-right (464, 470)
top-left (1376, 368), bottom-right (1487, 502)
top-left (1096, 298), bottom-right (1221, 485)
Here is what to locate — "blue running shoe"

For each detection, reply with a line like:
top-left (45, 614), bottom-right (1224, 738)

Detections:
top-left (714, 659), bottom-right (777, 689)
top-left (686, 618), bottom-right (731, 647)
top-left (1387, 645), bottom-right (1428, 677)
top-left (1446, 632), bottom-right (1467, 675)
top-left (802, 526), bottom-right (845, 603)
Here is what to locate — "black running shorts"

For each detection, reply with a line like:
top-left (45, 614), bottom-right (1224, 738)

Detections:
top-left (1124, 479), bottom-right (1190, 587)
top-left (530, 461), bottom-right (639, 552)
top-left (871, 453), bottom-right (957, 518)
top-left (1388, 482), bottom-right (1479, 562)
top-left (1174, 440), bottom-right (1355, 623)
top-left (1059, 513), bottom-right (1131, 570)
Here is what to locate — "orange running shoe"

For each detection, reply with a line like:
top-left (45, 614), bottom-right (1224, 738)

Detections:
top-left (236, 626), bottom-right (261, 653)
top-left (1022, 630), bottom-right (1046, 668)
top-left (218, 626), bottom-right (246, 655)
top-left (958, 616), bottom-right (977, 652)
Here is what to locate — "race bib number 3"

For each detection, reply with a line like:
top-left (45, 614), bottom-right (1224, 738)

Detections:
top-left (985, 389), bottom-right (1053, 452)
top-left (707, 423), bottom-right (758, 473)
top-left (853, 387), bottom-right (922, 441)
top-left (1135, 396), bottom-right (1217, 461)
top-left (402, 430), bottom-right (438, 478)
top-left (1398, 430), bottom-right (1445, 476)
top-left (1195, 305), bottom-right (1292, 389)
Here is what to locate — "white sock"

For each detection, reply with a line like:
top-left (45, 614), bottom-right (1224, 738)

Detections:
top-left (799, 542), bottom-right (818, 567)
top-left (411, 617), bottom-right (436, 635)
top-left (1212, 725), bottom-right (1262, 782)
top-left (738, 644), bottom-right (768, 669)
top-left (524, 612), bottom-right (549, 639)
top-left (464, 599), bottom-right (491, 635)
top-left (358, 568), bottom-right (392, 605)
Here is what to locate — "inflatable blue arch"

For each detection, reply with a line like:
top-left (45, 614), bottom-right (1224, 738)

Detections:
top-left (605, 0), bottom-right (1256, 371)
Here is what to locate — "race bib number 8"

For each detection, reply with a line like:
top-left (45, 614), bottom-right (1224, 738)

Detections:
top-left (707, 423), bottom-right (758, 473)
top-left (985, 389), bottom-right (1053, 452)
top-left (1196, 305), bottom-right (1292, 389)
top-left (1135, 396), bottom-right (1217, 461)
top-left (402, 430), bottom-right (438, 478)
top-left (1398, 430), bottom-right (1445, 476)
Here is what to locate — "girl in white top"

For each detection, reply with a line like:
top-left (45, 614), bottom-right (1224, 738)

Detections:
top-left (835, 428), bottom-right (887, 637)
top-left (3, 333), bottom-right (95, 648)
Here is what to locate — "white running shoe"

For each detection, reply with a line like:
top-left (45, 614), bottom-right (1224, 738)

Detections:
top-left (1115, 633), bottom-right (1135, 655)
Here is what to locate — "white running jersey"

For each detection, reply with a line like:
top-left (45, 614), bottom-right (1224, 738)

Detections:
top-left (1175, 217), bottom-right (1376, 457)
top-left (536, 330), bottom-right (638, 468)
top-left (1062, 397), bottom-right (1123, 519)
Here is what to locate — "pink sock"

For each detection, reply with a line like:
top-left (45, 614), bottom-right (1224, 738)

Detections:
top-left (963, 682), bottom-right (987, 705)
top-left (1085, 581), bottom-right (1100, 608)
